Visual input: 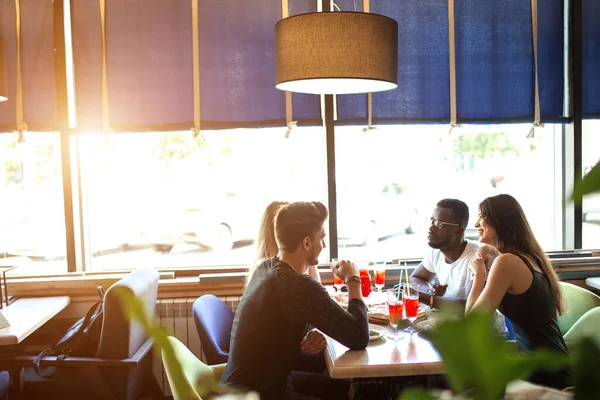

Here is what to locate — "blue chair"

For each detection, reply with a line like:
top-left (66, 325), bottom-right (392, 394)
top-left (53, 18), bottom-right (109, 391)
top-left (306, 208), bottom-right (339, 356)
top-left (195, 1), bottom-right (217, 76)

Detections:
top-left (504, 316), bottom-right (516, 340)
top-left (192, 295), bottom-right (234, 365)
top-left (0, 371), bottom-right (9, 400)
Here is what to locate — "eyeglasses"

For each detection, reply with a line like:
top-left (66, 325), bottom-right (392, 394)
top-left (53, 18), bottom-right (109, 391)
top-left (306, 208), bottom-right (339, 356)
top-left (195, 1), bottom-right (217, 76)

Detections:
top-left (428, 217), bottom-right (461, 230)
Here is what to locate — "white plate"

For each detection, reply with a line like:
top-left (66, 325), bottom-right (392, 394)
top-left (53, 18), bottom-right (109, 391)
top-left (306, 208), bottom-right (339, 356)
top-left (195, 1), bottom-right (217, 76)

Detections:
top-left (416, 320), bottom-right (438, 331)
top-left (368, 324), bottom-right (386, 341)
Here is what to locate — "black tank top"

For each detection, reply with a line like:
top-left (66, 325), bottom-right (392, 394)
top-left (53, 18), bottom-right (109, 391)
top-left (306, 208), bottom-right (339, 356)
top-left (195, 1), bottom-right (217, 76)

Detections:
top-left (498, 253), bottom-right (571, 389)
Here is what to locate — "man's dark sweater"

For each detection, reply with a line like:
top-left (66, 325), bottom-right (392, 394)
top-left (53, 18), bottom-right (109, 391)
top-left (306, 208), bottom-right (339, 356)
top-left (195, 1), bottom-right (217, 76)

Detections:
top-left (221, 257), bottom-right (369, 399)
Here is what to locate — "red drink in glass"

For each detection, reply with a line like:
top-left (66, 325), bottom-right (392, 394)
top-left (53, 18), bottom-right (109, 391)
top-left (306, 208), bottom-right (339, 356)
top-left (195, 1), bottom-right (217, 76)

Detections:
top-left (405, 297), bottom-right (419, 320)
top-left (359, 269), bottom-right (372, 297)
top-left (333, 274), bottom-right (344, 291)
top-left (375, 269), bottom-right (386, 287)
top-left (388, 301), bottom-right (403, 326)
top-left (387, 288), bottom-right (405, 341)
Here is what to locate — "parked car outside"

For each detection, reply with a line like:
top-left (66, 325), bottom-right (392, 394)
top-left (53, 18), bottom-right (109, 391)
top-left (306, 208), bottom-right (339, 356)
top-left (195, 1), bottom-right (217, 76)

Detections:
top-left (142, 192), bottom-right (265, 253)
top-left (336, 182), bottom-right (425, 247)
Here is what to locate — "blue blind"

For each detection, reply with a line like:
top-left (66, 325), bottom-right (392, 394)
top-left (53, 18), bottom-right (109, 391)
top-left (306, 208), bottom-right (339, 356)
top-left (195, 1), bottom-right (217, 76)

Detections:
top-left (71, 0), bottom-right (321, 131)
top-left (0, 0), bottom-right (57, 133)
top-left (336, 0), bottom-right (564, 125)
top-left (583, 0), bottom-right (600, 118)
top-left (71, 0), bottom-right (102, 131)
top-left (73, 0), bottom-right (194, 132)
top-left (197, 0), bottom-right (320, 128)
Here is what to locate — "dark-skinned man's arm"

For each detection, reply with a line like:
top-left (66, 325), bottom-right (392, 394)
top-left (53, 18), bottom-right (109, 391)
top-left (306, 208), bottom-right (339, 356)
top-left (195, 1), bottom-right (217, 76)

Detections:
top-left (410, 263), bottom-right (468, 311)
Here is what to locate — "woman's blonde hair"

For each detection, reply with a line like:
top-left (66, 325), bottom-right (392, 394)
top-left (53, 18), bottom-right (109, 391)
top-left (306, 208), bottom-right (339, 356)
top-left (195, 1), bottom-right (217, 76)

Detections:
top-left (479, 194), bottom-right (565, 315)
top-left (245, 201), bottom-right (288, 286)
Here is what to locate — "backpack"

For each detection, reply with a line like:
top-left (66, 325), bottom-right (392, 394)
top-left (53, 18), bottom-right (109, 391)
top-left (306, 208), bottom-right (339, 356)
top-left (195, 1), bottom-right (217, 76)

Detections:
top-left (33, 286), bottom-right (105, 378)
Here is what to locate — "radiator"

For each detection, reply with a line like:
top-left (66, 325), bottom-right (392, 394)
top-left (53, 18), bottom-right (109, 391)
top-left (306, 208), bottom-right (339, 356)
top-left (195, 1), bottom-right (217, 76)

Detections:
top-left (153, 297), bottom-right (240, 396)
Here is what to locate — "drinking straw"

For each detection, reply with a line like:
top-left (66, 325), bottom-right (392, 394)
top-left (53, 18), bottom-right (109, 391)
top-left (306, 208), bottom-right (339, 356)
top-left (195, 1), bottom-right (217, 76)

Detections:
top-left (405, 262), bottom-right (410, 285)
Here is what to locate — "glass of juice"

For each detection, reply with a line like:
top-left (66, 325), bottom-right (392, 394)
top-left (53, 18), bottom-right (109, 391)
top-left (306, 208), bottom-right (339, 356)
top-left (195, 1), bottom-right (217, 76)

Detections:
top-left (374, 262), bottom-right (386, 293)
top-left (403, 283), bottom-right (420, 335)
top-left (331, 258), bottom-right (344, 291)
top-left (387, 287), bottom-right (405, 341)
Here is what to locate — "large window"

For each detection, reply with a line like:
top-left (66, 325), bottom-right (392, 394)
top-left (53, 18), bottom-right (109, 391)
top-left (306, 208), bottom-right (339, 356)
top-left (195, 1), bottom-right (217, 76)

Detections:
top-left (0, 133), bottom-right (67, 275)
top-left (78, 127), bottom-right (328, 271)
top-left (336, 124), bottom-right (563, 262)
top-left (583, 120), bottom-right (600, 249)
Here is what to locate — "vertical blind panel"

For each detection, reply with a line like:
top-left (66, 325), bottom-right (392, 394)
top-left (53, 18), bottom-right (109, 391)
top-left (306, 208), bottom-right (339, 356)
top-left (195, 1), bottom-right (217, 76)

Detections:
top-left (372, 0), bottom-right (450, 123)
top-left (289, 0), bottom-right (321, 124)
top-left (0, 0), bottom-right (17, 131)
top-left (198, 0), bottom-right (319, 127)
top-left (20, 0), bottom-right (57, 130)
top-left (71, 0), bottom-right (102, 131)
top-left (334, 0), bottom-right (367, 123)
top-left (0, 0), bottom-right (57, 132)
top-left (198, 0), bottom-right (282, 126)
top-left (455, 0), bottom-right (533, 121)
top-left (106, 0), bottom-right (193, 130)
top-left (537, 0), bottom-right (564, 120)
top-left (583, 0), bottom-right (600, 117)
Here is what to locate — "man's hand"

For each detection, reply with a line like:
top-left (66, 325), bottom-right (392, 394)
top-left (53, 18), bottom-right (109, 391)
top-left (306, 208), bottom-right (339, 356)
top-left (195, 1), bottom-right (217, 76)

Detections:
top-left (331, 260), bottom-right (359, 281)
top-left (300, 329), bottom-right (327, 354)
top-left (431, 283), bottom-right (448, 297)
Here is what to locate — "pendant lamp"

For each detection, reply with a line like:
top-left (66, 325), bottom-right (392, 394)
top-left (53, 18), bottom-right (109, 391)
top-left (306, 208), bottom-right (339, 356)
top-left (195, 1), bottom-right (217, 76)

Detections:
top-left (275, 11), bottom-right (398, 95)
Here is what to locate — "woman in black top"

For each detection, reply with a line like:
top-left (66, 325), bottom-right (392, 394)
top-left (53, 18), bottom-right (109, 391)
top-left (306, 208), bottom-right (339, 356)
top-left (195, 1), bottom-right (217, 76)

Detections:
top-left (466, 194), bottom-right (570, 389)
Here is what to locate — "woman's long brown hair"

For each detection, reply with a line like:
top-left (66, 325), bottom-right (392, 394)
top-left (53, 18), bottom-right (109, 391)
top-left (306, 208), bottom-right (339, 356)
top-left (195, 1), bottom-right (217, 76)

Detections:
top-left (245, 201), bottom-right (289, 286)
top-left (479, 194), bottom-right (565, 315)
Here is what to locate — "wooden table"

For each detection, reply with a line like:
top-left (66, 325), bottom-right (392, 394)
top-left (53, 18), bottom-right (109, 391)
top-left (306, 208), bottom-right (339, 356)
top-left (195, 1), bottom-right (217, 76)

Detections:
top-left (0, 296), bottom-right (71, 346)
top-left (325, 324), bottom-right (444, 379)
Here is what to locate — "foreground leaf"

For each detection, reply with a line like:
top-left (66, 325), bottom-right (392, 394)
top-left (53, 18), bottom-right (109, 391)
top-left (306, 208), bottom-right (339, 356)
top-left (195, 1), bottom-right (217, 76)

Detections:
top-left (572, 162), bottom-right (600, 204)
top-left (114, 287), bottom-right (196, 400)
top-left (423, 311), bottom-right (568, 400)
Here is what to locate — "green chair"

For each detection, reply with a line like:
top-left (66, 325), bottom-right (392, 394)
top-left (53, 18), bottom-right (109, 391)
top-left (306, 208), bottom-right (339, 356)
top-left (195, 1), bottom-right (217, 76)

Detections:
top-left (557, 282), bottom-right (600, 336)
top-left (563, 307), bottom-right (600, 350)
top-left (162, 336), bottom-right (226, 400)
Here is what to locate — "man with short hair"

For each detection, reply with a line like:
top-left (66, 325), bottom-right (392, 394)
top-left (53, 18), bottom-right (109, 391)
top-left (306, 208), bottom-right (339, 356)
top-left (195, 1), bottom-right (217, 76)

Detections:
top-left (410, 198), bottom-right (506, 333)
top-left (222, 201), bottom-right (369, 400)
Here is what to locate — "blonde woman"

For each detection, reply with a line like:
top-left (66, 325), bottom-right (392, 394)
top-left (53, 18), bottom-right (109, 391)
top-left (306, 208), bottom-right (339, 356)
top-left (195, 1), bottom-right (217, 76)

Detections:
top-left (247, 201), bottom-right (321, 286)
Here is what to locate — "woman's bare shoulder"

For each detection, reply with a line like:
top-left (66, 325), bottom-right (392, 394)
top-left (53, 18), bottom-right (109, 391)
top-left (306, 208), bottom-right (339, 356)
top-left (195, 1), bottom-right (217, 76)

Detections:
top-left (491, 253), bottom-right (526, 271)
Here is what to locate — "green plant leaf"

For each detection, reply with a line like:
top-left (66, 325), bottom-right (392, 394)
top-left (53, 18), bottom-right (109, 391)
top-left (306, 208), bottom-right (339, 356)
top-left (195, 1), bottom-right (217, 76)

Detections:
top-left (572, 162), bottom-right (600, 204)
top-left (571, 336), bottom-right (600, 400)
top-left (424, 311), bottom-right (569, 400)
top-left (114, 287), bottom-right (197, 400)
top-left (399, 388), bottom-right (435, 400)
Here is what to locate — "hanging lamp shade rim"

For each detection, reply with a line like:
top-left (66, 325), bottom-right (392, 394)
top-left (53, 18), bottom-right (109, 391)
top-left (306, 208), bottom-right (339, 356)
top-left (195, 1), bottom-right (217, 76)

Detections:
top-left (276, 78), bottom-right (398, 95)
top-left (275, 11), bottom-right (399, 95)
top-left (274, 10), bottom-right (397, 26)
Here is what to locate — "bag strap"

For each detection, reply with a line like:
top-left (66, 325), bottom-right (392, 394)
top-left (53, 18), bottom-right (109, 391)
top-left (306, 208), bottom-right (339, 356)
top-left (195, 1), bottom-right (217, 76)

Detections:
top-left (33, 300), bottom-right (102, 379)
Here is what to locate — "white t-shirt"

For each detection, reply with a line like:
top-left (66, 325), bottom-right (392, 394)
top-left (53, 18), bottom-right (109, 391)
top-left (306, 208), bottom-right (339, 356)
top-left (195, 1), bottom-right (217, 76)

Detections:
top-left (422, 239), bottom-right (507, 334)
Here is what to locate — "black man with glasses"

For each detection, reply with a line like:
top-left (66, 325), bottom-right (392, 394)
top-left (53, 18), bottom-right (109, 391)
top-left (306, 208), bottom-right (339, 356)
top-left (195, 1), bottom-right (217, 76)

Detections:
top-left (410, 198), bottom-right (507, 334)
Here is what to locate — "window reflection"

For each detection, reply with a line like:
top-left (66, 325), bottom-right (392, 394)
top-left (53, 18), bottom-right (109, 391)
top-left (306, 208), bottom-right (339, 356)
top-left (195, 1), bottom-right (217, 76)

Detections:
top-left (336, 124), bottom-right (562, 262)
top-left (79, 128), bottom-right (328, 270)
top-left (583, 120), bottom-right (600, 249)
top-left (0, 133), bottom-right (66, 275)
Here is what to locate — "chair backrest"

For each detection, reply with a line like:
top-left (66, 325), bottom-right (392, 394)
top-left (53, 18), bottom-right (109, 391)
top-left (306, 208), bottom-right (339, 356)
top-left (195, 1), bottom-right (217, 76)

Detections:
top-left (162, 336), bottom-right (224, 400)
top-left (563, 307), bottom-right (600, 350)
top-left (558, 282), bottom-right (600, 335)
top-left (192, 294), bottom-right (234, 365)
top-left (96, 267), bottom-right (160, 359)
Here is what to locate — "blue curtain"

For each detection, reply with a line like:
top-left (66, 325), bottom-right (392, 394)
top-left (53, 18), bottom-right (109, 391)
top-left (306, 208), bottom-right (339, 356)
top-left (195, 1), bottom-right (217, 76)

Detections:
top-left (336, 0), bottom-right (565, 125)
top-left (0, 0), bottom-right (57, 133)
top-left (583, 0), bottom-right (600, 118)
top-left (71, 0), bottom-right (321, 132)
